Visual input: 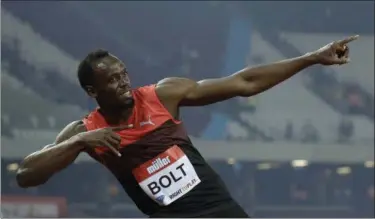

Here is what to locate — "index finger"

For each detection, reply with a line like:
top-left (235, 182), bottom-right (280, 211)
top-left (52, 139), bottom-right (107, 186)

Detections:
top-left (337, 35), bottom-right (359, 45)
top-left (110, 124), bottom-right (134, 132)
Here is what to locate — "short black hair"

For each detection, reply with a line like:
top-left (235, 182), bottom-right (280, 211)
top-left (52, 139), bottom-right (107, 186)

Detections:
top-left (77, 49), bottom-right (110, 89)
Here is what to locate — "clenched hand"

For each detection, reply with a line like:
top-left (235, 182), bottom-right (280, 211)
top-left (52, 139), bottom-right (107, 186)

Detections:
top-left (311, 35), bottom-right (359, 66)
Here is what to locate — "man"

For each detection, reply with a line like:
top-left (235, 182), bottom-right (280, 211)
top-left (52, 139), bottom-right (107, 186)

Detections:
top-left (16, 35), bottom-right (358, 217)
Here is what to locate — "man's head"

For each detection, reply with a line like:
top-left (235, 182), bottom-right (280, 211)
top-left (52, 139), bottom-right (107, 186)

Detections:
top-left (77, 49), bottom-right (133, 108)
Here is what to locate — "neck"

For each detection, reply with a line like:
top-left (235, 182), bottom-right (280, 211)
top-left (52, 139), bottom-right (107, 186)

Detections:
top-left (98, 104), bottom-right (134, 125)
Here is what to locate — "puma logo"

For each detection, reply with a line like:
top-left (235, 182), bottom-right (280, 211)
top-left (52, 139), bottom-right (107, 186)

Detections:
top-left (140, 115), bottom-right (155, 127)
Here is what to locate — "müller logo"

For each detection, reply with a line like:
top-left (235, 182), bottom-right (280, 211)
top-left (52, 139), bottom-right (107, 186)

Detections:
top-left (147, 156), bottom-right (171, 174)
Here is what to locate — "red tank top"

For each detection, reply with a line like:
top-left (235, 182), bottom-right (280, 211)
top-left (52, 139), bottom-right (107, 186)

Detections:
top-left (82, 85), bottom-right (233, 217)
top-left (83, 84), bottom-right (181, 155)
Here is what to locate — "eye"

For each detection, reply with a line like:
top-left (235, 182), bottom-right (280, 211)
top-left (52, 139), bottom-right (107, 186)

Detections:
top-left (109, 76), bottom-right (117, 83)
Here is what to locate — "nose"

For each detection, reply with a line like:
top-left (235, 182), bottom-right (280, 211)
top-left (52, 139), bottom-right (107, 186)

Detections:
top-left (118, 79), bottom-right (126, 89)
top-left (118, 74), bottom-right (129, 88)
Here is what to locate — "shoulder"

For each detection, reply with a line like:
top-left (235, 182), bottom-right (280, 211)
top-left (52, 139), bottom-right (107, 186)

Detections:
top-left (155, 77), bottom-right (197, 101)
top-left (55, 120), bottom-right (87, 144)
top-left (132, 84), bottom-right (157, 97)
top-left (135, 77), bottom-right (196, 95)
top-left (156, 77), bottom-right (196, 88)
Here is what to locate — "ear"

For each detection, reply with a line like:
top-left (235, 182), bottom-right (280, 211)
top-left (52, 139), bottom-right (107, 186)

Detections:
top-left (85, 85), bottom-right (97, 98)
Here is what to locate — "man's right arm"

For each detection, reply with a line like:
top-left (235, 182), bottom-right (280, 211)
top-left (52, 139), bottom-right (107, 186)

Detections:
top-left (16, 120), bottom-right (87, 188)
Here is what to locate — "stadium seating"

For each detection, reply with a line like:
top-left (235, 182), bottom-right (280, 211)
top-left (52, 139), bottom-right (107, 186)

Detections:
top-left (244, 31), bottom-right (374, 142)
top-left (1, 69), bottom-right (86, 130)
top-left (1, 9), bottom-right (79, 84)
top-left (245, 32), bottom-right (339, 141)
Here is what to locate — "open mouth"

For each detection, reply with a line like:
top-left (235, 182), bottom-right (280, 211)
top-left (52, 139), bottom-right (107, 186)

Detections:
top-left (120, 90), bottom-right (132, 98)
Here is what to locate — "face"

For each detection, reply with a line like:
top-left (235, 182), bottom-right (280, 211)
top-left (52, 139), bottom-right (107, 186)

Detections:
top-left (87, 54), bottom-right (134, 108)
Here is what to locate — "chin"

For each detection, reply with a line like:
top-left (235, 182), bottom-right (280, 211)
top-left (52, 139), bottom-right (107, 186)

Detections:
top-left (122, 97), bottom-right (134, 107)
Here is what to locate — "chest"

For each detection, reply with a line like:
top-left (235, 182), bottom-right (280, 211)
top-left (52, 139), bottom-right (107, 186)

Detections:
top-left (120, 105), bottom-right (170, 143)
top-left (93, 101), bottom-right (172, 151)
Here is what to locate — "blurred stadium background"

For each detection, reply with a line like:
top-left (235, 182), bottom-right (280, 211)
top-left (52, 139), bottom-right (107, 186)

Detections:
top-left (1, 1), bottom-right (374, 218)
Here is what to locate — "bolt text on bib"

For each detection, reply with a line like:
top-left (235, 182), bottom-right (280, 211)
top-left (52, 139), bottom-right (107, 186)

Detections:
top-left (147, 163), bottom-right (187, 195)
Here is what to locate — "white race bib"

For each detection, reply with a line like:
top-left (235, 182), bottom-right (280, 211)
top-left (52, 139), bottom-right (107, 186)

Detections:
top-left (132, 145), bottom-right (201, 206)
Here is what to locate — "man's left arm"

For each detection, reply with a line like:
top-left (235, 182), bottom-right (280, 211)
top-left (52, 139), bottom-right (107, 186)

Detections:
top-left (156, 35), bottom-right (358, 107)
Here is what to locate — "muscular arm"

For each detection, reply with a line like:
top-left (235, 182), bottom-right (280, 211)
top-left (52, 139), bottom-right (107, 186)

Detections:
top-left (16, 121), bottom-right (87, 188)
top-left (156, 54), bottom-right (317, 107)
